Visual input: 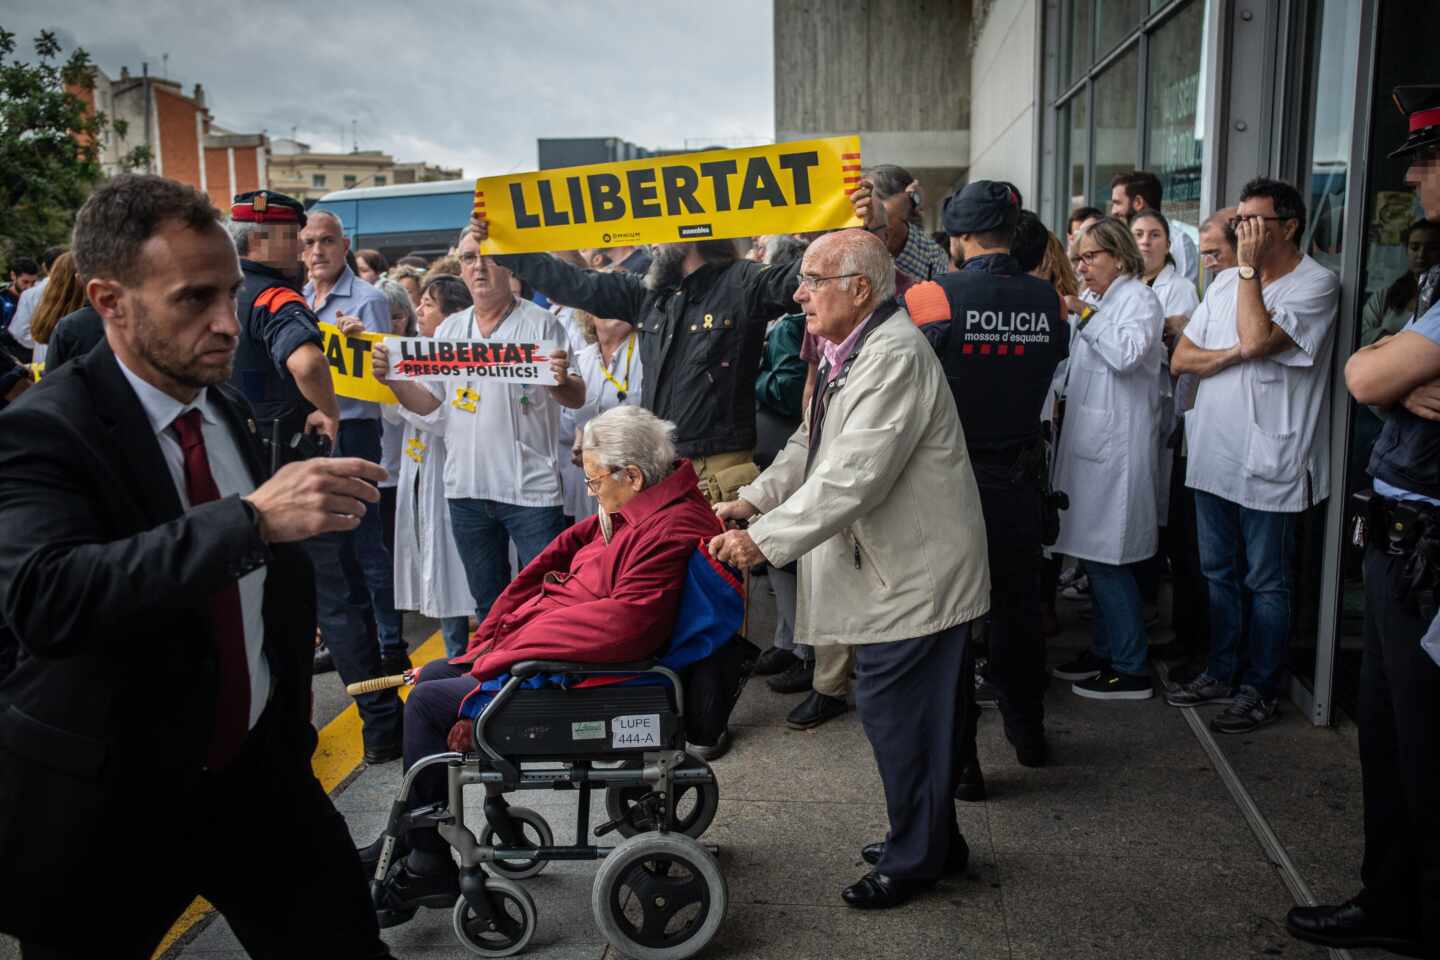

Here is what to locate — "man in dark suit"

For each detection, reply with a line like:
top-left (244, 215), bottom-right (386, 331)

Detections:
top-left (0, 174), bottom-right (394, 958)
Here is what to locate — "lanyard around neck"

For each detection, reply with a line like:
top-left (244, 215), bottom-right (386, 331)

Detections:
top-left (599, 333), bottom-right (635, 400)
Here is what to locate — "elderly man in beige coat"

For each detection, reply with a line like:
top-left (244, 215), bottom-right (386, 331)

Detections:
top-left (710, 229), bottom-right (990, 910)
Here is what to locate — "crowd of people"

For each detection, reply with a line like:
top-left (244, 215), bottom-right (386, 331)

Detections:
top-left (0, 99), bottom-right (1437, 956)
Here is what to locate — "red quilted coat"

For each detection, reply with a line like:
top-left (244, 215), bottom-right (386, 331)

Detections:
top-left (453, 460), bottom-right (724, 682)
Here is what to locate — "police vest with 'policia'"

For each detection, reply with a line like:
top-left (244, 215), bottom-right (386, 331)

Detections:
top-left (475, 136), bottom-right (863, 255)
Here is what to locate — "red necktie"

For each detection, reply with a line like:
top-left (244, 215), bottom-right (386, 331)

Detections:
top-left (171, 409), bottom-right (250, 769)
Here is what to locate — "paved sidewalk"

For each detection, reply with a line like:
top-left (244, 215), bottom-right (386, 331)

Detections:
top-left (130, 582), bottom-right (1383, 958)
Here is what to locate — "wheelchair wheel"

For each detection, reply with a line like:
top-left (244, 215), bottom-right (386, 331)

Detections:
top-left (592, 832), bottom-right (727, 960)
top-left (478, 806), bottom-right (553, 879)
top-left (604, 756), bottom-right (719, 839)
top-left (452, 877), bottom-right (537, 958)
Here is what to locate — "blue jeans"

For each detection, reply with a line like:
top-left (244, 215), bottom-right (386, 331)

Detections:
top-left (336, 419), bottom-right (404, 657)
top-left (440, 616), bottom-right (471, 659)
top-left (1082, 559), bottom-right (1149, 676)
top-left (448, 499), bottom-right (568, 624)
top-left (1193, 490), bottom-right (1295, 697)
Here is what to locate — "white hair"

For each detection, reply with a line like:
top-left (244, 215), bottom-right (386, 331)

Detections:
top-left (305, 209), bottom-right (345, 234)
top-left (581, 405), bottom-right (677, 487)
top-left (378, 278), bottom-right (417, 335)
top-left (828, 230), bottom-right (895, 303)
top-left (226, 219), bottom-right (261, 256)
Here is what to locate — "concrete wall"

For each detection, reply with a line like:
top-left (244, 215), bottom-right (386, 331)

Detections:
top-left (966, 0), bottom-right (1040, 203)
top-left (774, 0), bottom-right (973, 225)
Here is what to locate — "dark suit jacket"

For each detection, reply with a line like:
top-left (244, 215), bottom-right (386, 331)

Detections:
top-left (43, 304), bottom-right (105, 371)
top-left (0, 342), bottom-right (318, 915)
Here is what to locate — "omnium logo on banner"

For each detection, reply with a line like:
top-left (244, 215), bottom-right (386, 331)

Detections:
top-left (474, 135), bottom-right (863, 254)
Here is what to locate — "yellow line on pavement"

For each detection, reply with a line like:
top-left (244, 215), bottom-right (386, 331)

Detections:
top-left (153, 631), bottom-right (448, 958)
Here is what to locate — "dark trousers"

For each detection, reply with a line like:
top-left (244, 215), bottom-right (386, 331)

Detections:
top-left (855, 622), bottom-right (970, 880)
top-left (306, 424), bottom-right (403, 750)
top-left (402, 659), bottom-right (476, 853)
top-left (1356, 544), bottom-right (1440, 951)
top-left (1164, 452), bottom-right (1209, 651)
top-left (975, 479), bottom-right (1047, 736)
top-left (14, 704), bottom-right (392, 959)
top-left (342, 420), bottom-right (404, 657)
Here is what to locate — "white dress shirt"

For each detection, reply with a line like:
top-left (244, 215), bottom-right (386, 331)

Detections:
top-left (116, 356), bottom-right (271, 727)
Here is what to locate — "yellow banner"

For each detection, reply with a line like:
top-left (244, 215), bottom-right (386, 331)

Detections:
top-left (474, 136), bottom-right (863, 255)
top-left (320, 322), bottom-right (396, 404)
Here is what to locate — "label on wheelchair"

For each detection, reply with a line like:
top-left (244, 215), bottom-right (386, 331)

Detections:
top-left (611, 714), bottom-right (662, 749)
top-left (571, 720), bottom-right (606, 741)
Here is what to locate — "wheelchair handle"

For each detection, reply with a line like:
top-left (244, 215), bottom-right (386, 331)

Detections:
top-left (345, 671), bottom-right (413, 696)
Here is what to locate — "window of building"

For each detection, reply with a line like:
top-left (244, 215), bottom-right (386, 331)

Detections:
top-left (312, 174), bottom-right (326, 189)
top-left (374, 175), bottom-right (386, 186)
top-left (344, 175), bottom-right (358, 188)
top-left (1049, 0), bottom-right (1209, 238)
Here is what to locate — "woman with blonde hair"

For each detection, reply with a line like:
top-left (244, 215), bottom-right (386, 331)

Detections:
top-left (28, 253), bottom-right (84, 366)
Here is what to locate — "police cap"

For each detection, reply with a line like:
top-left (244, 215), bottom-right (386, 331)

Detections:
top-left (231, 190), bottom-right (308, 227)
top-left (943, 180), bottom-right (1020, 236)
top-left (1389, 84), bottom-right (1440, 159)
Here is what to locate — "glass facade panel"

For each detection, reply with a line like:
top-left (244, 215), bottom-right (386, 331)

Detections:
top-left (1096, 0), bottom-right (1143, 58)
top-left (1145, 0), bottom-right (1206, 251)
top-left (1066, 0), bottom-right (1094, 87)
top-left (1091, 46), bottom-right (1139, 210)
top-left (1061, 95), bottom-right (1089, 211)
top-left (1334, 0), bottom-right (1429, 717)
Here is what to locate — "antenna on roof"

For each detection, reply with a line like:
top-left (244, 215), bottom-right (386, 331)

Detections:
top-left (162, 53), bottom-right (169, 79)
top-left (351, 119), bottom-right (358, 153)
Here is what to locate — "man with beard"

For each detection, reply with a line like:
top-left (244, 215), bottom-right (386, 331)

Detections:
top-left (467, 217), bottom-right (817, 506)
top-left (0, 174), bottom-right (394, 958)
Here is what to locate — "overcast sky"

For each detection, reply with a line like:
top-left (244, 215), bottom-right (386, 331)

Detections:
top-left (5, 1), bottom-right (775, 177)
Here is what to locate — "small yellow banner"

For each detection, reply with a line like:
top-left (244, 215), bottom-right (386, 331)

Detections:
top-left (474, 136), bottom-right (863, 255)
top-left (320, 322), bottom-right (396, 404)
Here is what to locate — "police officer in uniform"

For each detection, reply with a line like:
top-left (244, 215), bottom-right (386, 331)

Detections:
top-left (900, 181), bottom-right (1069, 781)
top-left (226, 191), bottom-right (342, 468)
top-left (1285, 86), bottom-right (1440, 959)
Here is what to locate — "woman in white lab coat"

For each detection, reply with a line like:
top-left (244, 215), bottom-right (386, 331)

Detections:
top-left (1051, 217), bottom-right (1166, 701)
top-left (1132, 209), bottom-right (1200, 523)
top-left (384, 275), bottom-right (477, 656)
top-left (558, 311), bottom-right (645, 521)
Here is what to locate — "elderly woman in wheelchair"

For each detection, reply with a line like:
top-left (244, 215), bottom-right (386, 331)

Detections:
top-left (362, 405), bottom-right (748, 958)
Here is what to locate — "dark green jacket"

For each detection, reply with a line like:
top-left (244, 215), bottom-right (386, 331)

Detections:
top-left (755, 312), bottom-right (807, 420)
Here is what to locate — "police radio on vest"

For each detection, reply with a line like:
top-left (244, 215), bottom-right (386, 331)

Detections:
top-left (964, 309), bottom-right (1053, 333)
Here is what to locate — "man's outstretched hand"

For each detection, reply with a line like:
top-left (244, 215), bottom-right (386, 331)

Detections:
top-left (244, 457), bottom-right (388, 543)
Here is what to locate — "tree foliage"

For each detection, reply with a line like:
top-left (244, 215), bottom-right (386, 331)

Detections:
top-left (0, 29), bottom-right (150, 267)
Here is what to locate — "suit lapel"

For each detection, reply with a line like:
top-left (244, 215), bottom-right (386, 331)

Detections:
top-left (82, 342), bottom-right (184, 522)
top-left (210, 384), bottom-right (268, 490)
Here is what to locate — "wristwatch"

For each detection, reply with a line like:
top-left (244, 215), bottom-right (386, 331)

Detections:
top-left (1238, 265), bottom-right (1257, 281)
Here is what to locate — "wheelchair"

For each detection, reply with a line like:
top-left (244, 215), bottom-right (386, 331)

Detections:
top-left (370, 658), bottom-right (728, 959)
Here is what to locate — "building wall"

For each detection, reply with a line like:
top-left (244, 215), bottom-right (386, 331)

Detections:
top-left (774, 0), bottom-right (973, 225)
top-left (269, 152), bottom-right (394, 203)
top-left (967, 0), bottom-right (1039, 202)
top-left (203, 148), bottom-right (231, 211)
top-left (152, 85), bottom-right (202, 187)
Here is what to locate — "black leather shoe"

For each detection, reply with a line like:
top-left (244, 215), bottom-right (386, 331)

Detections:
top-left (364, 737), bottom-right (403, 765)
top-left (861, 835), bottom-right (969, 875)
top-left (786, 690), bottom-right (849, 730)
top-left (374, 859), bottom-right (460, 928)
top-left (380, 651), bottom-right (412, 676)
top-left (955, 759), bottom-right (987, 801)
top-left (1285, 900), bottom-right (1425, 956)
top-left (841, 871), bottom-right (917, 909)
top-left (753, 646), bottom-right (800, 676)
top-left (767, 657), bottom-right (815, 694)
top-left (313, 642), bottom-right (335, 674)
top-left (1006, 729), bottom-right (1050, 768)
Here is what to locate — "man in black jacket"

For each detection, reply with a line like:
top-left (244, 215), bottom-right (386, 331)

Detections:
top-left (0, 174), bottom-right (393, 958)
